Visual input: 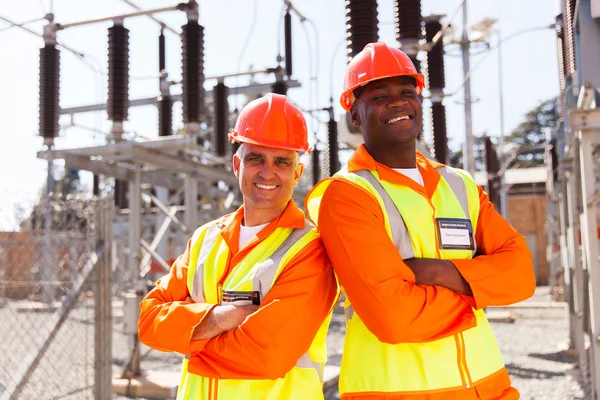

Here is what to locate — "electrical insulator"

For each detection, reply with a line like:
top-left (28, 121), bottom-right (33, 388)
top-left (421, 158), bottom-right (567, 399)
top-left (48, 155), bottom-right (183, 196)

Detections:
top-left (484, 137), bottom-right (501, 209)
top-left (394, 0), bottom-right (422, 43)
top-left (107, 23), bottom-right (130, 122)
top-left (159, 31), bottom-right (166, 72)
top-left (424, 19), bottom-right (445, 90)
top-left (345, 0), bottom-right (379, 62)
top-left (93, 174), bottom-right (100, 196)
top-left (312, 148), bottom-right (321, 185)
top-left (181, 21), bottom-right (206, 124)
top-left (39, 44), bottom-right (60, 141)
top-left (562, 0), bottom-right (576, 77)
top-left (555, 19), bottom-right (566, 122)
top-left (214, 81), bottom-right (229, 157)
top-left (284, 10), bottom-right (293, 77)
top-left (272, 79), bottom-right (288, 95)
top-left (114, 179), bottom-right (128, 209)
top-left (328, 117), bottom-right (339, 176)
top-left (430, 102), bottom-right (448, 164)
top-left (158, 95), bottom-right (173, 136)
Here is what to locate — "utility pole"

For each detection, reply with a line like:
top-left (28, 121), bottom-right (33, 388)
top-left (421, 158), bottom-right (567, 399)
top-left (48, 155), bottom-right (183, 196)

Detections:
top-left (461, 1), bottom-right (475, 177)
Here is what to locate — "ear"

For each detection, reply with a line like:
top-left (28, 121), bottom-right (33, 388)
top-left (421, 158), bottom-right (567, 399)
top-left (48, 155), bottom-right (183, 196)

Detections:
top-left (350, 105), bottom-right (361, 127)
top-left (233, 154), bottom-right (241, 179)
top-left (293, 162), bottom-right (305, 186)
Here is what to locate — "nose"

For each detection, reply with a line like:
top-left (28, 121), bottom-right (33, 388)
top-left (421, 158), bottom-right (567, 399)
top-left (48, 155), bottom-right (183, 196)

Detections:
top-left (387, 94), bottom-right (408, 109)
top-left (259, 160), bottom-right (276, 180)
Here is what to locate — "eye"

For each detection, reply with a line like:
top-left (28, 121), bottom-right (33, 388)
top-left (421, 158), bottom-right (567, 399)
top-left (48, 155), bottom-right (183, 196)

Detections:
top-left (276, 159), bottom-right (292, 166)
top-left (372, 94), bottom-right (386, 100)
top-left (402, 89), bottom-right (415, 95)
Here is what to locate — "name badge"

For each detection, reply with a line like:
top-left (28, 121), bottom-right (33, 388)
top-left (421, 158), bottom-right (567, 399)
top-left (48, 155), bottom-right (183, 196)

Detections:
top-left (222, 290), bottom-right (261, 305)
top-left (436, 218), bottom-right (475, 250)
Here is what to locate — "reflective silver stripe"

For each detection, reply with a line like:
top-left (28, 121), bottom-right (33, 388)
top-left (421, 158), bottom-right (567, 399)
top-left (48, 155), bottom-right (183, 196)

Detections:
top-left (296, 352), bottom-right (325, 382)
top-left (436, 167), bottom-right (477, 256)
top-left (354, 170), bottom-right (415, 259)
top-left (344, 305), bottom-right (355, 320)
top-left (251, 220), bottom-right (314, 296)
top-left (191, 223), bottom-right (222, 303)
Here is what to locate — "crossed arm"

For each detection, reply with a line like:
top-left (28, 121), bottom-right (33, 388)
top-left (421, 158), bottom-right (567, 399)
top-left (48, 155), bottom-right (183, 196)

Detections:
top-left (138, 238), bottom-right (338, 380)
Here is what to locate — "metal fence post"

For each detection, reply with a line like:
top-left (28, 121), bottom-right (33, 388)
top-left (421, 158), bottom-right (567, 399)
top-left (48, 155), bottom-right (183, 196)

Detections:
top-left (95, 199), bottom-right (113, 400)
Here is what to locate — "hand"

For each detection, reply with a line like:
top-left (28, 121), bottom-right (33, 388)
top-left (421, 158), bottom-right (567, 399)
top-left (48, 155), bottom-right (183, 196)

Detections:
top-left (403, 258), bottom-right (473, 296)
top-left (212, 303), bottom-right (259, 332)
top-left (190, 302), bottom-right (259, 341)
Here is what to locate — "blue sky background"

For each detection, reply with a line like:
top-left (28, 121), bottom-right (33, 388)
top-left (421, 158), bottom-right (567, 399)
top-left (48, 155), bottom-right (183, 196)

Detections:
top-left (0, 0), bottom-right (559, 227)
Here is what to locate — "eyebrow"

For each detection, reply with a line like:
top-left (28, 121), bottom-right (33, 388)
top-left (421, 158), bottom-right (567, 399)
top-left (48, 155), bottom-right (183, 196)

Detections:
top-left (244, 152), bottom-right (294, 162)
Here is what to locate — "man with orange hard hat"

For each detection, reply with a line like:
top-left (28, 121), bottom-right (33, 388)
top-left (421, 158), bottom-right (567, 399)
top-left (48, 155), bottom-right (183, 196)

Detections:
top-left (139, 93), bottom-right (339, 400)
top-left (306, 42), bottom-right (536, 399)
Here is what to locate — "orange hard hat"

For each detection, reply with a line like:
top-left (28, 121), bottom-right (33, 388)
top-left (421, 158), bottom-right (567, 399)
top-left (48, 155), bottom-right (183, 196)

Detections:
top-left (229, 93), bottom-right (311, 153)
top-left (340, 42), bottom-right (425, 112)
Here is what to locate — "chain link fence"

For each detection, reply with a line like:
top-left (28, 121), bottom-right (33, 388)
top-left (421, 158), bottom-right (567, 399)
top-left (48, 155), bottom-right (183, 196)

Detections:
top-left (0, 195), bottom-right (112, 400)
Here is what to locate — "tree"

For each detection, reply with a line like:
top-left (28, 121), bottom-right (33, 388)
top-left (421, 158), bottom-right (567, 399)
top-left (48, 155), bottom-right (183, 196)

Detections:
top-left (505, 97), bottom-right (559, 168)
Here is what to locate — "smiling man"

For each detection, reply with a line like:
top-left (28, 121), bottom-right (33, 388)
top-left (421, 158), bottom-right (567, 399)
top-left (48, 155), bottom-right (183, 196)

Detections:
top-left (138, 93), bottom-right (339, 400)
top-left (306, 42), bottom-right (536, 399)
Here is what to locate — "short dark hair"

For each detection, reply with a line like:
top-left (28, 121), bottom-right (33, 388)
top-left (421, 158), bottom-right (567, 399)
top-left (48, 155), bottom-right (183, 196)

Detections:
top-left (353, 76), bottom-right (417, 102)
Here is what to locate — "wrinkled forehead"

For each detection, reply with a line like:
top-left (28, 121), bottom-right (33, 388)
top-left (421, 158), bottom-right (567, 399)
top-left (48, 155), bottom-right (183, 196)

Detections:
top-left (354, 76), bottom-right (417, 99)
top-left (238, 143), bottom-right (300, 160)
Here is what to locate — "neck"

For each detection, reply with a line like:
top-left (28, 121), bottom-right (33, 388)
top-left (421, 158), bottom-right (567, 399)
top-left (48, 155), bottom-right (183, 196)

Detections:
top-left (365, 141), bottom-right (417, 169)
top-left (243, 203), bottom-right (286, 227)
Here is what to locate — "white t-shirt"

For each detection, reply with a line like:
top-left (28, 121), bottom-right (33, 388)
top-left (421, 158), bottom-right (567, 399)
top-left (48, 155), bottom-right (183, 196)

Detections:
top-left (393, 167), bottom-right (424, 186)
top-left (239, 222), bottom-right (269, 249)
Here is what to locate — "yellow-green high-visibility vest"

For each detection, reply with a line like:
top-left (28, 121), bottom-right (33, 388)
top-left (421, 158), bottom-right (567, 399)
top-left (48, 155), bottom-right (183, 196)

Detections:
top-left (177, 219), bottom-right (331, 400)
top-left (306, 166), bottom-right (506, 397)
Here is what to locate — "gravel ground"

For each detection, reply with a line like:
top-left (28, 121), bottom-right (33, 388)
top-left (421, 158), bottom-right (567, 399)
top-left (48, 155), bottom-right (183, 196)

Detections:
top-left (1, 297), bottom-right (589, 400)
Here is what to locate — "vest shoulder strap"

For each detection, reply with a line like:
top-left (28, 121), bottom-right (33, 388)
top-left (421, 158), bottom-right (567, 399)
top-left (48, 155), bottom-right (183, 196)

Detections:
top-left (353, 170), bottom-right (415, 259)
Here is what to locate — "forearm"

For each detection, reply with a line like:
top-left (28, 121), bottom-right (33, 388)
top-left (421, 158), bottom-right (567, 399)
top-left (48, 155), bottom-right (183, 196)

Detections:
top-left (138, 293), bottom-right (216, 354)
top-left (407, 258), bottom-right (473, 296)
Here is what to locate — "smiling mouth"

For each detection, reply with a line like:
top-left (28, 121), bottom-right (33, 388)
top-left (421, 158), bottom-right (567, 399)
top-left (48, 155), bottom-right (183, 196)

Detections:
top-left (385, 115), bottom-right (413, 124)
top-left (255, 183), bottom-right (278, 190)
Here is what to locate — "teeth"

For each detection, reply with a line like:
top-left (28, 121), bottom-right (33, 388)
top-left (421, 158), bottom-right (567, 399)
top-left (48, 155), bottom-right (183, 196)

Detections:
top-left (386, 115), bottom-right (410, 124)
top-left (256, 183), bottom-right (277, 190)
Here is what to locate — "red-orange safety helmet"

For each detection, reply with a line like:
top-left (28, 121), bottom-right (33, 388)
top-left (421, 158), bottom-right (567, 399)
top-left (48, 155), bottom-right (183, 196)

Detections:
top-left (340, 42), bottom-right (425, 112)
top-left (229, 93), bottom-right (311, 153)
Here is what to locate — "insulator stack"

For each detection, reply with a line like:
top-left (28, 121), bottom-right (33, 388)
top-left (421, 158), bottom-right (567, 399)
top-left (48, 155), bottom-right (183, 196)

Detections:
top-left (484, 137), bottom-right (501, 208)
top-left (394, 0), bottom-right (422, 42)
top-left (424, 17), bottom-right (448, 164)
top-left (158, 95), bottom-right (172, 136)
top-left (214, 82), bottom-right (229, 156)
top-left (562, 0), bottom-right (576, 77)
top-left (39, 44), bottom-right (60, 141)
top-left (312, 148), bottom-right (321, 185)
top-left (327, 117), bottom-right (339, 176)
top-left (424, 19), bottom-right (445, 89)
top-left (410, 55), bottom-right (421, 73)
top-left (284, 10), bottom-right (293, 77)
top-left (430, 103), bottom-right (448, 164)
top-left (345, 0), bottom-right (379, 62)
top-left (181, 21), bottom-right (206, 124)
top-left (272, 79), bottom-right (288, 95)
top-left (93, 174), bottom-right (100, 196)
top-left (555, 17), bottom-right (566, 122)
top-left (107, 23), bottom-right (129, 122)
top-left (114, 179), bottom-right (128, 209)
top-left (159, 31), bottom-right (166, 72)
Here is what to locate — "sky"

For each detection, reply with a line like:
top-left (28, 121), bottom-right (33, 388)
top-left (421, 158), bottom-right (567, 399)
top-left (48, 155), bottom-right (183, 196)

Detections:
top-left (0, 0), bottom-right (559, 229)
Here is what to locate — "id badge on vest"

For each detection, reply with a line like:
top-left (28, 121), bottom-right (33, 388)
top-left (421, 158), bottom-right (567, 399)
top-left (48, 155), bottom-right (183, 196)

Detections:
top-left (435, 218), bottom-right (475, 250)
